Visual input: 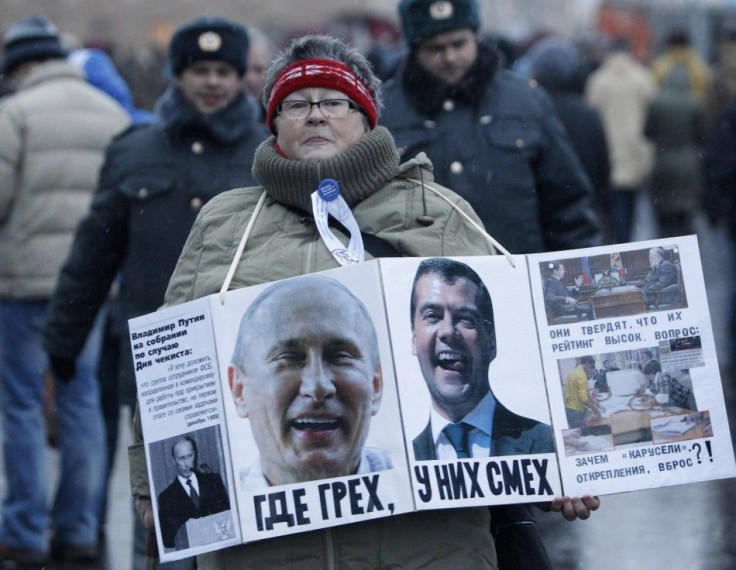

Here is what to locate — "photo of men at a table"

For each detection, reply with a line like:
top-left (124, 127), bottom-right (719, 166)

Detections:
top-left (542, 245), bottom-right (687, 325)
top-left (559, 347), bottom-right (705, 456)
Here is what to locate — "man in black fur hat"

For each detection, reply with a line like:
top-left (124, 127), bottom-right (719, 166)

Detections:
top-left (382, 3), bottom-right (603, 568)
top-left (382, 0), bottom-right (602, 255)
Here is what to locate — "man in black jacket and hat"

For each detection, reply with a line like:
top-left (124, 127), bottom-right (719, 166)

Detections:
top-left (381, 3), bottom-right (603, 567)
top-left (382, 0), bottom-right (601, 255)
top-left (43, 15), bottom-right (268, 558)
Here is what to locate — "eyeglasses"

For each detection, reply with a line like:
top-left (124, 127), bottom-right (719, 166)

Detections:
top-left (277, 98), bottom-right (357, 120)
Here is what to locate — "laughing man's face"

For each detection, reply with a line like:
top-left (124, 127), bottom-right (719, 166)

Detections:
top-left (228, 280), bottom-right (382, 485)
top-left (412, 274), bottom-right (493, 422)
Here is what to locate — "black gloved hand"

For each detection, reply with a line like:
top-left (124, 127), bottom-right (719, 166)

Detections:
top-left (49, 354), bottom-right (76, 384)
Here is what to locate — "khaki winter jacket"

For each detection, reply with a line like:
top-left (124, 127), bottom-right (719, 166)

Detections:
top-left (164, 136), bottom-right (497, 304)
top-left (130, 128), bottom-right (500, 568)
top-left (0, 60), bottom-right (129, 298)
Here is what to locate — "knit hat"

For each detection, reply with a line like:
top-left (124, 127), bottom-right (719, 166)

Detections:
top-left (265, 58), bottom-right (378, 135)
top-left (399, 0), bottom-right (480, 46)
top-left (527, 37), bottom-right (582, 92)
top-left (169, 16), bottom-right (248, 76)
top-left (2, 15), bottom-right (66, 75)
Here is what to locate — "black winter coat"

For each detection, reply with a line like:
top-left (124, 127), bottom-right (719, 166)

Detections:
top-left (704, 102), bottom-right (736, 239)
top-left (381, 47), bottom-right (602, 254)
top-left (545, 90), bottom-right (610, 196)
top-left (44, 88), bottom-right (268, 405)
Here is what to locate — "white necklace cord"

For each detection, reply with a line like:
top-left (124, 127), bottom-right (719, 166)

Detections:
top-left (405, 177), bottom-right (515, 267)
top-left (219, 190), bottom-right (268, 305)
top-left (219, 178), bottom-right (514, 305)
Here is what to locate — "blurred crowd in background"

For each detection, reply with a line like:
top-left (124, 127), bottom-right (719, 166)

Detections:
top-left (3, 1), bottom-right (736, 569)
top-left (5, 2), bottom-right (736, 232)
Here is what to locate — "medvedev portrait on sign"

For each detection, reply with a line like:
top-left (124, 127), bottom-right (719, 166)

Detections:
top-left (409, 258), bottom-right (555, 461)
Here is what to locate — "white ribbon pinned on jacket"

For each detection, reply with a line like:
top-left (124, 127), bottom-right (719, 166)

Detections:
top-left (311, 178), bottom-right (364, 266)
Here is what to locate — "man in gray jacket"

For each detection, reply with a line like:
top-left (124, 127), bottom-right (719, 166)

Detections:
top-left (0, 15), bottom-right (129, 567)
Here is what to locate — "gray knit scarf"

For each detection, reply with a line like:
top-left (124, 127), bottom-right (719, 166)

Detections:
top-left (251, 126), bottom-right (400, 214)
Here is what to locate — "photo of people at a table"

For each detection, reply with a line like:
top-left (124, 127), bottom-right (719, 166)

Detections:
top-left (558, 346), bottom-right (710, 456)
top-left (542, 244), bottom-right (687, 326)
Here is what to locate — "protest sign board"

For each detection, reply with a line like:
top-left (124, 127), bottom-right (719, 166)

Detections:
top-left (130, 235), bottom-right (735, 561)
top-left (379, 255), bottom-right (561, 510)
top-left (527, 237), bottom-right (733, 496)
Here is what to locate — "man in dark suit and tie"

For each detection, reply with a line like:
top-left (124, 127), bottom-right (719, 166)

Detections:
top-left (157, 436), bottom-right (230, 550)
top-left (409, 258), bottom-right (600, 566)
top-left (409, 258), bottom-right (554, 461)
top-left (409, 258), bottom-right (563, 567)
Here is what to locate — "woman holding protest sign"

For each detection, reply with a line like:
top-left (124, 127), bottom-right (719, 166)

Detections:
top-left (129, 35), bottom-right (599, 570)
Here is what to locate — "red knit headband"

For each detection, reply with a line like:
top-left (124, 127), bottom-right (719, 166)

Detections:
top-left (266, 58), bottom-right (377, 134)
